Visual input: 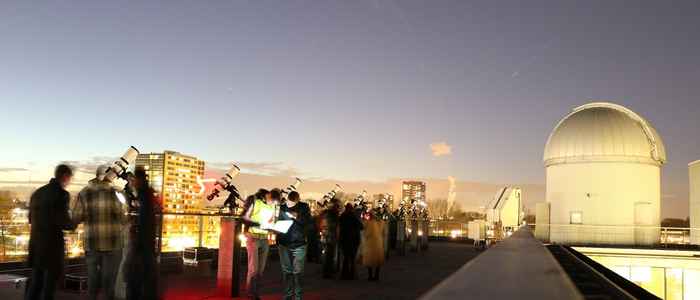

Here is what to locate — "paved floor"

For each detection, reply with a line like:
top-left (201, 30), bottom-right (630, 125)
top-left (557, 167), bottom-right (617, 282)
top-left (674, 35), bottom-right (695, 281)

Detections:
top-left (1, 242), bottom-right (479, 300)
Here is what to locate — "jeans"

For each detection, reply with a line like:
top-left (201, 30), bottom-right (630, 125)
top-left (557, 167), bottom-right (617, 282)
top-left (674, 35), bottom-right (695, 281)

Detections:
top-left (25, 268), bottom-right (58, 300)
top-left (278, 245), bottom-right (307, 300)
top-left (86, 250), bottom-right (123, 300)
top-left (245, 236), bottom-right (269, 298)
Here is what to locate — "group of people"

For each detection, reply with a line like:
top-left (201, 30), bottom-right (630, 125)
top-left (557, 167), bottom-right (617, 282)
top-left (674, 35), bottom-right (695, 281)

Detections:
top-left (24, 164), bottom-right (389, 300)
top-left (26, 164), bottom-right (158, 300)
top-left (240, 190), bottom-right (389, 300)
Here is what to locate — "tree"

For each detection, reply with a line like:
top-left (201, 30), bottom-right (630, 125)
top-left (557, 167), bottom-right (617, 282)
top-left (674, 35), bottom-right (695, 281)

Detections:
top-left (427, 198), bottom-right (449, 218)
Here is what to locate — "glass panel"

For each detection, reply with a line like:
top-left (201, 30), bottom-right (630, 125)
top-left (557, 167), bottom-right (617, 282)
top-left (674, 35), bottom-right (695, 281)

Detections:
top-left (685, 269), bottom-right (700, 300)
top-left (665, 268), bottom-right (683, 300)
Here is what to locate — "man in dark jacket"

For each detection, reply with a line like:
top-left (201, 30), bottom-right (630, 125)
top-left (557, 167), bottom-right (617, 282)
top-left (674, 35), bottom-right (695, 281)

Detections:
top-left (125, 167), bottom-right (159, 300)
top-left (276, 191), bottom-right (312, 300)
top-left (339, 203), bottom-right (363, 280)
top-left (26, 164), bottom-right (76, 300)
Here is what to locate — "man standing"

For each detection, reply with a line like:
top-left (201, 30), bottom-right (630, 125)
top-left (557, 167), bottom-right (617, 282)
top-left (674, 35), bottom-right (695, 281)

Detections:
top-left (242, 189), bottom-right (274, 300)
top-left (26, 164), bottom-right (76, 300)
top-left (72, 165), bottom-right (126, 300)
top-left (276, 191), bottom-right (312, 300)
top-left (124, 167), bottom-right (159, 300)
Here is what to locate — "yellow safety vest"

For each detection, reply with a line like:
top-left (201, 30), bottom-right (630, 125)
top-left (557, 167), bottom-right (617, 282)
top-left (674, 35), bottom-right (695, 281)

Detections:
top-left (248, 199), bottom-right (274, 237)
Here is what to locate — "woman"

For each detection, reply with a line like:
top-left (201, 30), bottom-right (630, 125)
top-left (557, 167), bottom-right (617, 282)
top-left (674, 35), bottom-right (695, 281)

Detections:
top-left (361, 214), bottom-right (385, 281)
top-left (339, 203), bottom-right (363, 280)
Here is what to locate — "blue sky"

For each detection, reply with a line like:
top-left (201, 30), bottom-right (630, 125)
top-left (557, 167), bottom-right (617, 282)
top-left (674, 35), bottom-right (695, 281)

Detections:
top-left (1, 1), bottom-right (699, 217)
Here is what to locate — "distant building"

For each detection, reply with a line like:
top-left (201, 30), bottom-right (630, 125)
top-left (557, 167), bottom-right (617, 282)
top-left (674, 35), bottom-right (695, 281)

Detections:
top-left (485, 187), bottom-right (522, 232)
top-left (541, 102), bottom-right (666, 245)
top-left (136, 150), bottom-right (206, 250)
top-left (690, 161), bottom-right (700, 245)
top-left (402, 181), bottom-right (426, 204)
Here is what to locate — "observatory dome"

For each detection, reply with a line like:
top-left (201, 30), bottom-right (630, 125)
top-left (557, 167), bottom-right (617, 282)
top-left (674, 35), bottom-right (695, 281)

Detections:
top-left (544, 102), bottom-right (666, 167)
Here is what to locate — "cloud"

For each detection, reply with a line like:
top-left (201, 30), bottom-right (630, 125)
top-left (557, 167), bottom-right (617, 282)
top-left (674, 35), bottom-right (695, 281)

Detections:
top-left (60, 156), bottom-right (116, 175)
top-left (207, 161), bottom-right (302, 178)
top-left (430, 142), bottom-right (452, 157)
top-left (0, 168), bottom-right (29, 172)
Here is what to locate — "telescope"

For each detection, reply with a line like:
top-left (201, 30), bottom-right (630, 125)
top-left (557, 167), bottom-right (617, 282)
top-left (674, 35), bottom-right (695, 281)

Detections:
top-left (104, 146), bottom-right (140, 182)
top-left (316, 184), bottom-right (342, 208)
top-left (207, 164), bottom-right (241, 202)
top-left (282, 177), bottom-right (303, 197)
top-left (353, 190), bottom-right (368, 210)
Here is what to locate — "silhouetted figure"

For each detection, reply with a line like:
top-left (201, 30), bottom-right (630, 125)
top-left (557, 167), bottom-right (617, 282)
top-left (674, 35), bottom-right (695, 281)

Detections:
top-left (72, 165), bottom-right (126, 300)
top-left (319, 200), bottom-right (339, 278)
top-left (389, 210), bottom-right (398, 250)
top-left (339, 203), bottom-right (363, 280)
top-left (362, 216), bottom-right (385, 281)
top-left (124, 168), bottom-right (158, 300)
top-left (305, 216), bottom-right (321, 263)
top-left (26, 164), bottom-right (76, 300)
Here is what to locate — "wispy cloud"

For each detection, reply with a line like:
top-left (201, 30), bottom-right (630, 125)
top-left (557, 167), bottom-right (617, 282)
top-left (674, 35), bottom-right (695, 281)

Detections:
top-left (0, 167), bottom-right (29, 172)
top-left (60, 156), bottom-right (115, 175)
top-left (208, 161), bottom-right (302, 178)
top-left (430, 142), bottom-right (452, 157)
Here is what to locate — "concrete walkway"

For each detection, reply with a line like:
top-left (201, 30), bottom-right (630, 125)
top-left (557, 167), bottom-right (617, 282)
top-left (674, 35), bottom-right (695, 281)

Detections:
top-left (0, 242), bottom-right (479, 300)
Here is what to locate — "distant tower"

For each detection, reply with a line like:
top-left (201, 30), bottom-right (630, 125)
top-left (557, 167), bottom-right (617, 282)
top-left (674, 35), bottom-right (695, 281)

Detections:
top-left (402, 181), bottom-right (426, 204)
top-left (690, 161), bottom-right (700, 245)
top-left (543, 102), bottom-right (666, 245)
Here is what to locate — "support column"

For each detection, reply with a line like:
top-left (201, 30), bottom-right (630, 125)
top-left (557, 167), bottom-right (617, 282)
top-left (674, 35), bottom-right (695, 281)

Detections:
top-left (217, 216), bottom-right (243, 297)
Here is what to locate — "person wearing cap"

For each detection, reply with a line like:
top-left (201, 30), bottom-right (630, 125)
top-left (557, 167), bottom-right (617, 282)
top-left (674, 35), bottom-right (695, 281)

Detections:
top-left (72, 165), bottom-right (127, 300)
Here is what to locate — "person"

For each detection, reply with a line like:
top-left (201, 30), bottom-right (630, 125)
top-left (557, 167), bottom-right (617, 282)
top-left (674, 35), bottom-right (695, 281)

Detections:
top-left (26, 164), bottom-right (77, 300)
top-left (338, 203), bottom-right (363, 280)
top-left (124, 167), bottom-right (159, 300)
top-left (276, 191), bottom-right (311, 300)
top-left (361, 214), bottom-right (385, 281)
top-left (319, 199), bottom-right (339, 278)
top-left (72, 165), bottom-right (126, 300)
top-left (241, 189), bottom-right (275, 300)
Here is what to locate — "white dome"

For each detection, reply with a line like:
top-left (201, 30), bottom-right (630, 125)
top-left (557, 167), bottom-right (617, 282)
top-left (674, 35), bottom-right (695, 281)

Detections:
top-left (544, 102), bottom-right (666, 167)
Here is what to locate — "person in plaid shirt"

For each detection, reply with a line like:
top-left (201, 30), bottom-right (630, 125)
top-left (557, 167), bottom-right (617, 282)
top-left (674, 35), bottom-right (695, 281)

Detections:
top-left (72, 165), bottom-right (127, 300)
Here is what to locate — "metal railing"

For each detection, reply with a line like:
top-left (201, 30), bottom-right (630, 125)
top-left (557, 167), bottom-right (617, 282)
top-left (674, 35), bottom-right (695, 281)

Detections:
top-left (0, 212), bottom-right (230, 263)
top-left (534, 224), bottom-right (700, 247)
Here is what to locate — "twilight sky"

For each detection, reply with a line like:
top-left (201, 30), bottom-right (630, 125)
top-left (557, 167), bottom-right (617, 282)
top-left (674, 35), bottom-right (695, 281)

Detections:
top-left (1, 1), bottom-right (699, 217)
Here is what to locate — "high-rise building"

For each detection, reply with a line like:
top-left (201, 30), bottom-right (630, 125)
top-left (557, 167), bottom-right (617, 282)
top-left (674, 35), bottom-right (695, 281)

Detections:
top-left (402, 181), bottom-right (426, 204)
top-left (136, 150), bottom-right (206, 250)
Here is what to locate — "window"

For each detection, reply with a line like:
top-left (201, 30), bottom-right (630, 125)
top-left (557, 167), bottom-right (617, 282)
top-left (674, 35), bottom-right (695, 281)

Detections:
top-left (570, 211), bottom-right (583, 224)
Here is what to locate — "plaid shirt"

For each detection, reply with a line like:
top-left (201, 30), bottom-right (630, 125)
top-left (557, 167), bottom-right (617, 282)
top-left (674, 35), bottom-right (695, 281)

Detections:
top-left (73, 179), bottom-right (126, 252)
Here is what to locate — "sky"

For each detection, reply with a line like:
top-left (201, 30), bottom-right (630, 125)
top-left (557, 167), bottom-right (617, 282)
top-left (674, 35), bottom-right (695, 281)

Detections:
top-left (1, 1), bottom-right (699, 217)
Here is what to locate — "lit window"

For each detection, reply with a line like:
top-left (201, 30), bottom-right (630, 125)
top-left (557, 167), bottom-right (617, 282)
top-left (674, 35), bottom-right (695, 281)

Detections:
top-left (570, 211), bottom-right (583, 224)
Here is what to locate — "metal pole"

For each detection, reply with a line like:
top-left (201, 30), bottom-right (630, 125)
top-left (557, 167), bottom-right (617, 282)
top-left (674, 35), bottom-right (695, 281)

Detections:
top-left (231, 219), bottom-right (242, 297)
top-left (198, 215), bottom-right (204, 248)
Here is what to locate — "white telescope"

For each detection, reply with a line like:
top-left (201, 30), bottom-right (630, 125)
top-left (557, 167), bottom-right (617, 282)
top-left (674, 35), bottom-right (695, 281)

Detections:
top-left (104, 146), bottom-right (140, 182)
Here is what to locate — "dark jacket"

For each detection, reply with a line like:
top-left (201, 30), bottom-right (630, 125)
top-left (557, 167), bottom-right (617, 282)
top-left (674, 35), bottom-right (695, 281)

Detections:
top-left (135, 186), bottom-right (157, 253)
top-left (276, 202), bottom-right (312, 248)
top-left (339, 211), bottom-right (363, 249)
top-left (27, 178), bottom-right (76, 271)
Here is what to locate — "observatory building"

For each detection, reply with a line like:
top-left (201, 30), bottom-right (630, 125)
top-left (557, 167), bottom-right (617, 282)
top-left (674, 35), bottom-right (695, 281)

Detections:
top-left (539, 102), bottom-right (666, 245)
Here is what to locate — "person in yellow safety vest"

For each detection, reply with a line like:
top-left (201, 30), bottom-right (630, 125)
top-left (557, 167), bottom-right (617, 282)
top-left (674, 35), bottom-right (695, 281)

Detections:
top-left (241, 189), bottom-right (279, 300)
